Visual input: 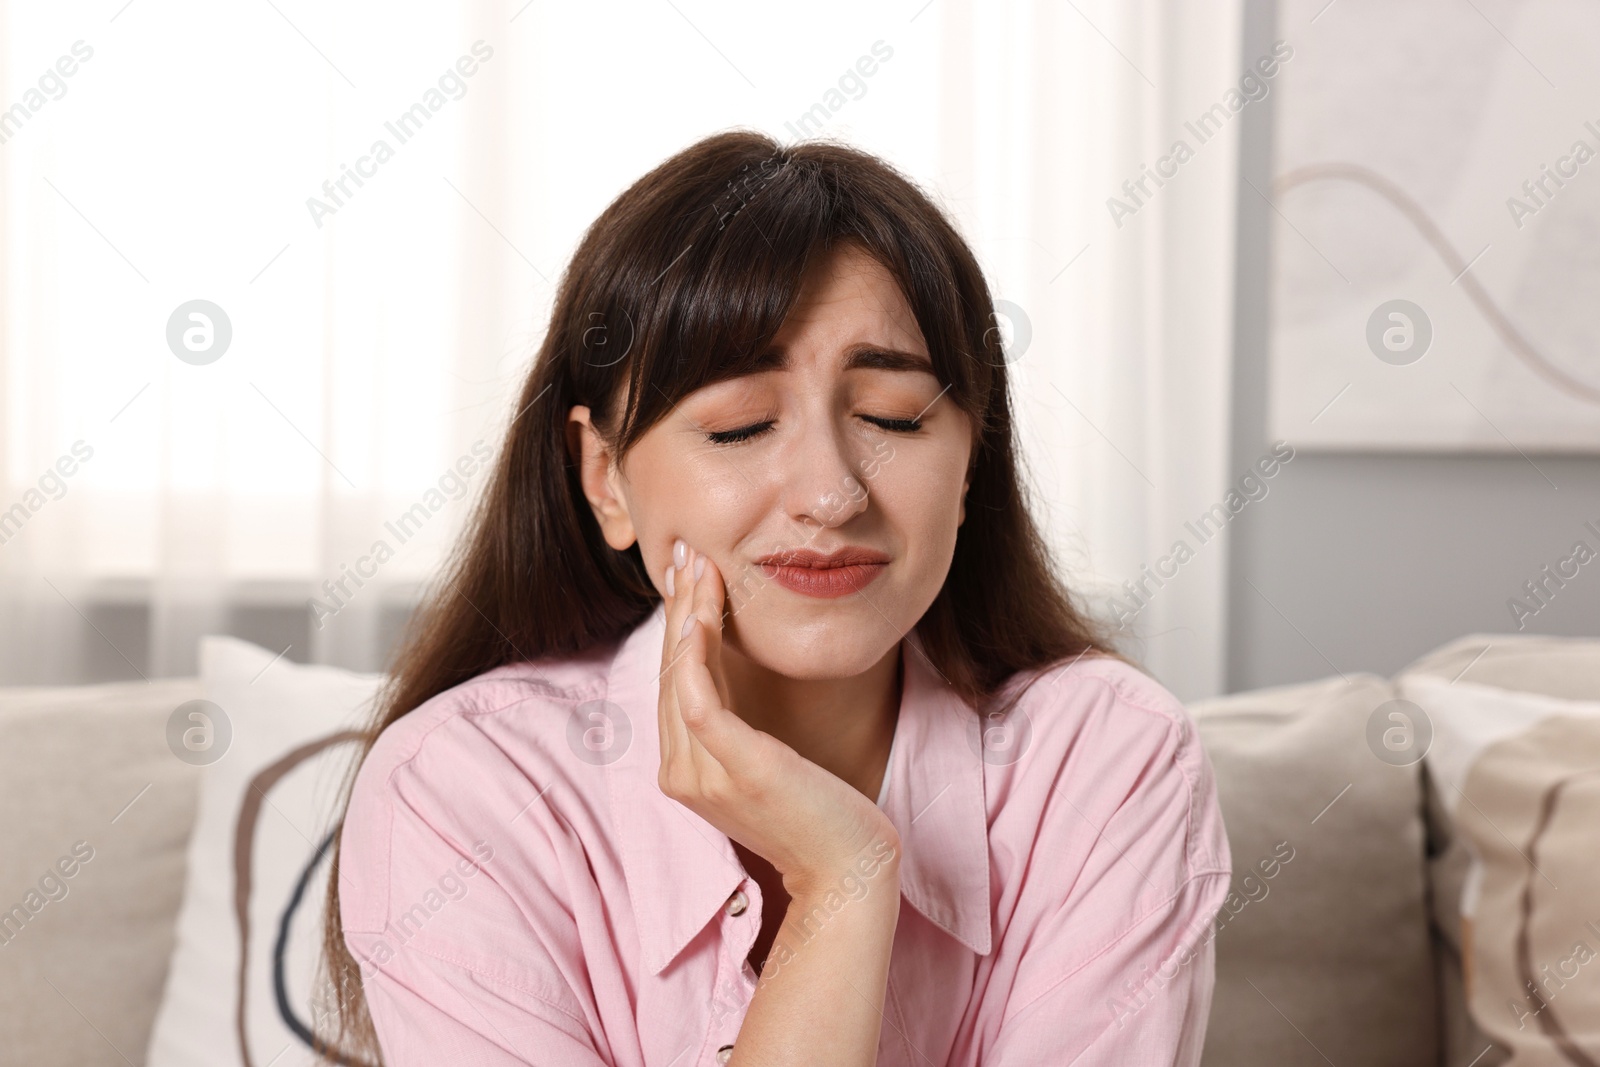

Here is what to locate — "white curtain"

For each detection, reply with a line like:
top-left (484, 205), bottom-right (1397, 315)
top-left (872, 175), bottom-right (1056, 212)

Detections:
top-left (0, 0), bottom-right (1241, 700)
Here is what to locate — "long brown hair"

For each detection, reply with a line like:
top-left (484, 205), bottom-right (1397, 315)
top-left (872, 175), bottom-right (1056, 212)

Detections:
top-left (316, 128), bottom-right (1129, 1063)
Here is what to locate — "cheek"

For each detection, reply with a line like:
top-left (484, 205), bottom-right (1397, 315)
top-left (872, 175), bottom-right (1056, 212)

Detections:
top-left (874, 449), bottom-right (968, 555)
top-left (626, 451), bottom-right (762, 574)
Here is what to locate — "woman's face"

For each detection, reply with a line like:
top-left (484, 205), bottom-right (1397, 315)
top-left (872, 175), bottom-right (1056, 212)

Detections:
top-left (569, 242), bottom-right (975, 680)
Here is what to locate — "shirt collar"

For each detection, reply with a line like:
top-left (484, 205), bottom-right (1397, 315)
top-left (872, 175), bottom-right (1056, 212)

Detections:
top-left (604, 601), bottom-right (992, 977)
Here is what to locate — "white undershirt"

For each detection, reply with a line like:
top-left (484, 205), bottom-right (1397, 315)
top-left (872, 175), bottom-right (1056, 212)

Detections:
top-left (875, 720), bottom-right (899, 807)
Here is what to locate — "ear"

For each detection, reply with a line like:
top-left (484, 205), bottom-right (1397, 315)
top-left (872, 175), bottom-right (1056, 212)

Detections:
top-left (958, 438), bottom-right (976, 527)
top-left (566, 405), bottom-right (637, 551)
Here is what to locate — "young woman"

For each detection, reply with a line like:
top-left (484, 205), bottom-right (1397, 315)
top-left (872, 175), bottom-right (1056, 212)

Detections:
top-left (320, 130), bottom-right (1232, 1067)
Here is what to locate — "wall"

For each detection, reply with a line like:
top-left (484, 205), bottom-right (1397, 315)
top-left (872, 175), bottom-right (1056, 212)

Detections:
top-left (1225, 0), bottom-right (1600, 693)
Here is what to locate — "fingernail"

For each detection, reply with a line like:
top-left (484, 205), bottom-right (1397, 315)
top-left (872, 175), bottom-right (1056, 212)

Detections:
top-left (681, 613), bottom-right (698, 637)
top-left (665, 565), bottom-right (675, 598)
top-left (694, 553), bottom-right (706, 580)
top-left (673, 538), bottom-right (687, 569)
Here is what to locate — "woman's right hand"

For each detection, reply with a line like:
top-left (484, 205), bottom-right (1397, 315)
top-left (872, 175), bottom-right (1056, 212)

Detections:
top-left (655, 540), bottom-right (901, 899)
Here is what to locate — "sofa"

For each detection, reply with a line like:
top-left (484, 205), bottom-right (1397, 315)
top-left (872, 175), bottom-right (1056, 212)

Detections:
top-left (2, 630), bottom-right (1595, 1066)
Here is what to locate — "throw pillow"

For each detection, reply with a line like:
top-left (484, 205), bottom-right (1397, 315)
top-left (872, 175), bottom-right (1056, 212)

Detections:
top-left (144, 636), bottom-right (380, 1067)
top-left (1397, 674), bottom-right (1600, 1065)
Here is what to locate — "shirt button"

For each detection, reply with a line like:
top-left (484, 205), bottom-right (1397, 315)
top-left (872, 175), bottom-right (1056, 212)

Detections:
top-left (725, 890), bottom-right (749, 917)
top-left (716, 1045), bottom-right (734, 1064)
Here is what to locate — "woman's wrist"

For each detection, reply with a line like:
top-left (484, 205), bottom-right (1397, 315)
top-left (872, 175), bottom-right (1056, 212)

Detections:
top-left (758, 851), bottom-right (901, 989)
top-left (781, 830), bottom-right (902, 905)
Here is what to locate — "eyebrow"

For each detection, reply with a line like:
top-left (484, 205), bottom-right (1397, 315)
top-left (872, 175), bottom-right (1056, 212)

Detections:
top-left (748, 343), bottom-right (936, 374)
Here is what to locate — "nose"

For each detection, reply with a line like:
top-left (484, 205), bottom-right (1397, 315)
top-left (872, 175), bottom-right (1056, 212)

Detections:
top-left (777, 409), bottom-right (871, 536)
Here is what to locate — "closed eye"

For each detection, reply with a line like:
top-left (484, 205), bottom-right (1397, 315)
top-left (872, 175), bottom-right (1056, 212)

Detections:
top-left (864, 415), bottom-right (923, 434)
top-left (704, 415), bottom-right (923, 446)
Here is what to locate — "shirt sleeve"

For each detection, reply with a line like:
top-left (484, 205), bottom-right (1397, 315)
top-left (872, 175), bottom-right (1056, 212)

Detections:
top-left (977, 680), bottom-right (1233, 1066)
top-left (338, 724), bottom-right (613, 1067)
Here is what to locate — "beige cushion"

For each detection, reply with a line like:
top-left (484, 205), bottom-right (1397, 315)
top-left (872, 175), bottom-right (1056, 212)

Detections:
top-left (1189, 673), bottom-right (1437, 1067)
top-left (0, 677), bottom-right (204, 1067)
top-left (1398, 632), bottom-right (1600, 700)
top-left (1396, 633), bottom-right (1600, 1067)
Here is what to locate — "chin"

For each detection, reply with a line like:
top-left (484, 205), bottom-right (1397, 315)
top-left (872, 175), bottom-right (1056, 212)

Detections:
top-left (724, 601), bottom-right (906, 681)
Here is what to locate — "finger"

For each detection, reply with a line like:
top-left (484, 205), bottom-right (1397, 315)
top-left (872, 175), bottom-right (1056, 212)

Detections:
top-left (657, 583), bottom-right (677, 768)
top-left (657, 540), bottom-right (696, 677)
top-left (656, 547), bottom-right (700, 764)
top-left (691, 552), bottom-right (731, 708)
top-left (658, 541), bottom-right (697, 766)
top-left (673, 613), bottom-right (760, 781)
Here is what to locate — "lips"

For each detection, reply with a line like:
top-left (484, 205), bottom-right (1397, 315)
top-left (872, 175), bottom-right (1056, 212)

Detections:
top-left (755, 547), bottom-right (891, 569)
top-left (755, 547), bottom-right (890, 599)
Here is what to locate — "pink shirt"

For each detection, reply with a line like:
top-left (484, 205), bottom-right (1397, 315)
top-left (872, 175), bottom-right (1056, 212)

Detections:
top-left (340, 601), bottom-right (1232, 1065)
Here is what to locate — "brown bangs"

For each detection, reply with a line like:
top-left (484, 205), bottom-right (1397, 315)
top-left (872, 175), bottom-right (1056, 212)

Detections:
top-left (561, 132), bottom-right (995, 453)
